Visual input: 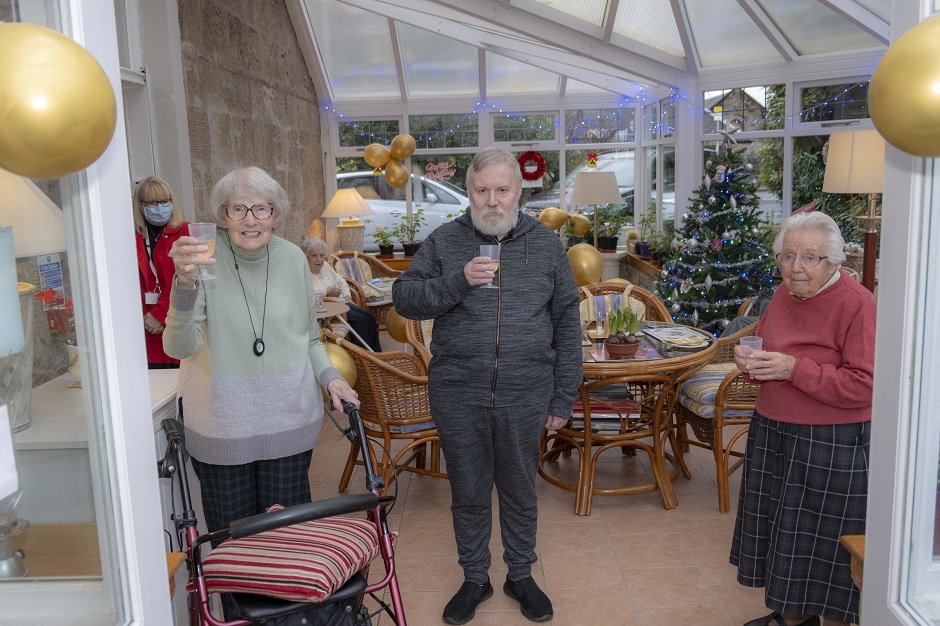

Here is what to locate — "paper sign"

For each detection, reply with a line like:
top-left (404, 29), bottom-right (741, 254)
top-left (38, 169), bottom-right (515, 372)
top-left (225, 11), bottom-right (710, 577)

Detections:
top-left (0, 405), bottom-right (19, 501)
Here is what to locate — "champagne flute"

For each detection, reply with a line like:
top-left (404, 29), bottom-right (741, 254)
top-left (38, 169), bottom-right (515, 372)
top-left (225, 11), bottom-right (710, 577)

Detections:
top-left (188, 222), bottom-right (217, 281)
top-left (480, 244), bottom-right (500, 289)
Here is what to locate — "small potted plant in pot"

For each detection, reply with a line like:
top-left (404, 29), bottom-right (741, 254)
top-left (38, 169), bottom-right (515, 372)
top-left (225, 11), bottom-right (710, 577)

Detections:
top-left (604, 305), bottom-right (641, 359)
top-left (393, 205), bottom-right (427, 257)
top-left (635, 205), bottom-right (656, 258)
top-left (595, 207), bottom-right (627, 252)
top-left (373, 225), bottom-right (395, 257)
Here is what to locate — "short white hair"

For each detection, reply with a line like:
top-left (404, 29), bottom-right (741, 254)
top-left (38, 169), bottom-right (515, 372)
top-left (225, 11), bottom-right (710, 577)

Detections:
top-left (209, 166), bottom-right (290, 227)
top-left (773, 212), bottom-right (846, 265)
top-left (466, 147), bottom-right (523, 206)
top-left (300, 237), bottom-right (328, 257)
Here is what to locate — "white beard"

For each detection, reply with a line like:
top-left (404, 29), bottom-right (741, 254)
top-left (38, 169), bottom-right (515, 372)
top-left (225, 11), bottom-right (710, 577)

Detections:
top-left (471, 205), bottom-right (519, 238)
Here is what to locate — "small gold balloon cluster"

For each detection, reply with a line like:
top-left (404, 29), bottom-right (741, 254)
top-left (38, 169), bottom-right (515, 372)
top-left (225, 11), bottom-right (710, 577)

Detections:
top-left (538, 208), bottom-right (604, 286)
top-left (363, 135), bottom-right (417, 188)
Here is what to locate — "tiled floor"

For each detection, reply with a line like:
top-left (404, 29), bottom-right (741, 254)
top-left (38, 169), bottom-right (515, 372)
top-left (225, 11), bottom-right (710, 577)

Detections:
top-left (310, 333), bottom-right (771, 626)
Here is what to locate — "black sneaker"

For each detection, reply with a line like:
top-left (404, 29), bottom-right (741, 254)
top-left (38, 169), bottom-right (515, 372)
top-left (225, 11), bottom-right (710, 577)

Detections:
top-left (442, 578), bottom-right (493, 625)
top-left (503, 576), bottom-right (553, 622)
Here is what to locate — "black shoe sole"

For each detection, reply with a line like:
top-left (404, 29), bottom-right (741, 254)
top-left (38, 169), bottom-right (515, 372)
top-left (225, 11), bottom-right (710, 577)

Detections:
top-left (442, 586), bottom-right (493, 625)
top-left (503, 580), bottom-right (553, 623)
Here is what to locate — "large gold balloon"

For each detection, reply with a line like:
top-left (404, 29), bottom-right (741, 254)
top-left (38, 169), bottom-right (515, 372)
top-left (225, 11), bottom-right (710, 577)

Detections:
top-left (569, 214), bottom-right (592, 238)
top-left (324, 342), bottom-right (357, 387)
top-left (0, 23), bottom-right (117, 179)
top-left (385, 307), bottom-right (408, 343)
top-left (389, 134), bottom-right (416, 160)
top-left (538, 207), bottom-right (569, 230)
top-left (567, 243), bottom-right (603, 286)
top-left (384, 159), bottom-right (409, 188)
top-left (363, 143), bottom-right (391, 168)
top-left (869, 15), bottom-right (940, 157)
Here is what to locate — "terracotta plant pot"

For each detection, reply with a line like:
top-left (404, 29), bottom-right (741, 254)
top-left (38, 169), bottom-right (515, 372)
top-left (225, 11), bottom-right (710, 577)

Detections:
top-left (604, 339), bottom-right (640, 359)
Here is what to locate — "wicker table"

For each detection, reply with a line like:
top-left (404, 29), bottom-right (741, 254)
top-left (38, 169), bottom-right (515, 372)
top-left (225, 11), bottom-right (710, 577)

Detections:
top-left (539, 323), bottom-right (718, 515)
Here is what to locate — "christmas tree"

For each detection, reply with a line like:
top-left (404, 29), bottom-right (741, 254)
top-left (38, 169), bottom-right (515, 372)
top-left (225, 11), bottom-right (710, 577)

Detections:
top-left (656, 144), bottom-right (776, 335)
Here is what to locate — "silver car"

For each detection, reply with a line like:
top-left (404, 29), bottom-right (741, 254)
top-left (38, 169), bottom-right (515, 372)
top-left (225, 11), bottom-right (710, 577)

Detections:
top-left (336, 171), bottom-right (471, 251)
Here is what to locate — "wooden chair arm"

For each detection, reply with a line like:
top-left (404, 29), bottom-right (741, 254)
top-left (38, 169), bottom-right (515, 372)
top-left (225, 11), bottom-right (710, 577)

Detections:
top-left (715, 369), bottom-right (760, 410)
top-left (343, 278), bottom-right (366, 308)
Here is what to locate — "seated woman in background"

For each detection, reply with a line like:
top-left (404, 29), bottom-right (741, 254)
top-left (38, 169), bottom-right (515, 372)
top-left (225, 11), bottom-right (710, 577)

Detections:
top-left (301, 237), bottom-right (382, 352)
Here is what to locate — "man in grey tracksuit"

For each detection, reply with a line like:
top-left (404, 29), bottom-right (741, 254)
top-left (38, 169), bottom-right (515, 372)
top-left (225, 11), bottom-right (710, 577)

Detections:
top-left (393, 147), bottom-right (582, 624)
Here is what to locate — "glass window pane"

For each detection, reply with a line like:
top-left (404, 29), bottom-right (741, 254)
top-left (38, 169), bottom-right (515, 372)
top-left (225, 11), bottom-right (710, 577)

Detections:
top-left (703, 139), bottom-right (784, 223)
top-left (660, 99), bottom-right (676, 139)
top-left (521, 150), bottom-right (633, 221)
top-left (644, 103), bottom-right (659, 141)
top-left (646, 146), bottom-right (657, 216)
top-left (492, 112), bottom-right (556, 143)
top-left (612, 0), bottom-right (685, 58)
top-left (396, 23), bottom-right (479, 98)
top-left (754, 0), bottom-right (883, 55)
top-left (565, 108), bottom-right (636, 144)
top-left (703, 85), bottom-right (785, 133)
top-left (338, 119), bottom-right (400, 149)
top-left (565, 79), bottom-right (616, 96)
top-left (685, 0), bottom-right (781, 66)
top-left (523, 0), bottom-right (607, 26)
top-left (408, 113), bottom-right (478, 149)
top-left (799, 82), bottom-right (870, 124)
top-left (662, 145), bottom-right (675, 220)
top-left (486, 52), bottom-right (560, 96)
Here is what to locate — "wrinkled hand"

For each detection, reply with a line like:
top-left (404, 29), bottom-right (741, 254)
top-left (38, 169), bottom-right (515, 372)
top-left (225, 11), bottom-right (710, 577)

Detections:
top-left (328, 378), bottom-right (359, 410)
top-left (545, 415), bottom-right (568, 431)
top-left (144, 312), bottom-right (165, 335)
top-left (168, 235), bottom-right (214, 289)
top-left (735, 345), bottom-right (796, 381)
top-left (464, 255), bottom-right (497, 287)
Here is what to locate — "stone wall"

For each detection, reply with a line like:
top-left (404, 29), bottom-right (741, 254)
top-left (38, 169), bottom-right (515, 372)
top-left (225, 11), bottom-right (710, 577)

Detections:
top-left (178, 0), bottom-right (323, 245)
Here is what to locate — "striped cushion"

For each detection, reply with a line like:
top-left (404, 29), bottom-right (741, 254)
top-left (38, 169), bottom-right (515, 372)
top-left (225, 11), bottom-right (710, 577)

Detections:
top-left (201, 505), bottom-right (380, 603)
top-left (678, 363), bottom-right (753, 419)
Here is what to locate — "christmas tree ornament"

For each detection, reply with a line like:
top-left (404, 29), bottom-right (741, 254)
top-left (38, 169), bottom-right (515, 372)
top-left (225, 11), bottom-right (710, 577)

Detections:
top-left (704, 175), bottom-right (711, 190)
top-left (688, 238), bottom-right (699, 249)
top-left (730, 196), bottom-right (737, 209)
top-left (661, 269), bottom-right (668, 278)
top-left (751, 226), bottom-right (759, 235)
top-left (707, 196), bottom-right (716, 204)
top-left (710, 238), bottom-right (722, 251)
top-left (672, 288), bottom-right (679, 301)
top-left (671, 303), bottom-right (681, 313)
top-left (680, 279), bottom-right (692, 293)
top-left (722, 231), bottom-right (731, 239)
top-left (704, 275), bottom-right (713, 291)
top-left (714, 163), bottom-right (728, 183)
top-left (721, 319), bottom-right (730, 328)
top-left (692, 310), bottom-right (699, 324)
top-left (746, 163), bottom-right (754, 171)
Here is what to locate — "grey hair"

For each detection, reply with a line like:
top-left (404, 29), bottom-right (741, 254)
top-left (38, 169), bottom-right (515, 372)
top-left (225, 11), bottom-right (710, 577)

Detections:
top-left (773, 212), bottom-right (846, 265)
top-left (466, 147), bottom-right (523, 205)
top-left (300, 237), bottom-right (329, 257)
top-left (209, 166), bottom-right (291, 227)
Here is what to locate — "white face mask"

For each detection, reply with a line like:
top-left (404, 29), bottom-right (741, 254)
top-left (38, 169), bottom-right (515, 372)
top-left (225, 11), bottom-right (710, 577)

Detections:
top-left (144, 202), bottom-right (173, 226)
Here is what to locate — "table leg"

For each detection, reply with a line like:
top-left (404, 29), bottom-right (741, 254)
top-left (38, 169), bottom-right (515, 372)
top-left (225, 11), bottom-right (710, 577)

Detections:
top-left (652, 388), bottom-right (678, 509)
top-left (574, 385), bottom-right (594, 515)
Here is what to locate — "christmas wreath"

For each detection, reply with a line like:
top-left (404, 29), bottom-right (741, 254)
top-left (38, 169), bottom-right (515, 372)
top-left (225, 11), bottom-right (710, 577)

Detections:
top-left (517, 151), bottom-right (546, 181)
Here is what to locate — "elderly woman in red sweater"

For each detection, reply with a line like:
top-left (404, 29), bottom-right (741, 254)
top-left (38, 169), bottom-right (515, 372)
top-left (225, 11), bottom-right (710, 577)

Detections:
top-left (731, 211), bottom-right (875, 626)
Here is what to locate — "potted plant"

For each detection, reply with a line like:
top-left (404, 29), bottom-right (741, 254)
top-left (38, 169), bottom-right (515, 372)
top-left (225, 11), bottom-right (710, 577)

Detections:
top-left (392, 206), bottom-right (427, 257)
top-left (636, 205), bottom-right (656, 258)
top-left (595, 207), bottom-right (627, 252)
top-left (604, 305), bottom-right (641, 359)
top-left (373, 225), bottom-right (395, 257)
top-left (648, 221), bottom-right (674, 265)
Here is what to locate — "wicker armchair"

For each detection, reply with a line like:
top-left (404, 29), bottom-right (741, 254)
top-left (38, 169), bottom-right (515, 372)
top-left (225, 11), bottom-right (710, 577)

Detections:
top-left (404, 318), bottom-right (433, 369)
top-left (578, 281), bottom-right (672, 324)
top-left (327, 331), bottom-right (445, 495)
top-left (329, 251), bottom-right (402, 328)
top-left (674, 321), bottom-right (759, 512)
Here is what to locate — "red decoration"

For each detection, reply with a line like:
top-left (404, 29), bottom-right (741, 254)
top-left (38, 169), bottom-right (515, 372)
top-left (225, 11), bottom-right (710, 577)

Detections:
top-left (517, 151), bottom-right (546, 182)
top-left (587, 153), bottom-right (598, 168)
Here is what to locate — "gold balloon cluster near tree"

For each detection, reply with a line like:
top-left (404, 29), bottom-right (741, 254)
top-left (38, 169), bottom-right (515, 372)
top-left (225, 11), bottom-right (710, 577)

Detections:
top-left (537, 208), bottom-right (604, 286)
top-left (363, 135), bottom-right (417, 188)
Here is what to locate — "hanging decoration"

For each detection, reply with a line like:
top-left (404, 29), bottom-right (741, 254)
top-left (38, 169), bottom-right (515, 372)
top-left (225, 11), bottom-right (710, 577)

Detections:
top-left (363, 134), bottom-right (416, 188)
top-left (518, 151), bottom-right (547, 182)
top-left (587, 153), bottom-right (598, 168)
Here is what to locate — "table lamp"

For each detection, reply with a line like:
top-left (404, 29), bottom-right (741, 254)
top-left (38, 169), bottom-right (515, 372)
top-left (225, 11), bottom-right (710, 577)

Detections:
top-left (569, 171), bottom-right (621, 248)
top-left (320, 188), bottom-right (374, 253)
top-left (822, 129), bottom-right (885, 292)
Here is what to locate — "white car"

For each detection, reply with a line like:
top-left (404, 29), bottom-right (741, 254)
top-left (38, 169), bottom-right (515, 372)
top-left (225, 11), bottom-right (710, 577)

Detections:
top-left (336, 171), bottom-right (470, 251)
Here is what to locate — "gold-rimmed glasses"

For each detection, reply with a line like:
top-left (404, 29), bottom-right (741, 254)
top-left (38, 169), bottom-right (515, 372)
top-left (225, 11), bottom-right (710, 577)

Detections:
top-left (774, 252), bottom-right (829, 268)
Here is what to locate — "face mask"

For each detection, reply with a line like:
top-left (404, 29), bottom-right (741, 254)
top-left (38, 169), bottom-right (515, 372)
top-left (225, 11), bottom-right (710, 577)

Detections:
top-left (144, 202), bottom-right (173, 225)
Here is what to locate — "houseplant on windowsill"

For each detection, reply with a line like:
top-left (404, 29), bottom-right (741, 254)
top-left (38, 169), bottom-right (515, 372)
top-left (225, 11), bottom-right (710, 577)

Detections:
top-left (392, 205), bottom-right (426, 257)
top-left (604, 305), bottom-right (641, 359)
top-left (595, 207), bottom-right (627, 252)
top-left (373, 225), bottom-right (395, 257)
top-left (635, 205), bottom-right (656, 258)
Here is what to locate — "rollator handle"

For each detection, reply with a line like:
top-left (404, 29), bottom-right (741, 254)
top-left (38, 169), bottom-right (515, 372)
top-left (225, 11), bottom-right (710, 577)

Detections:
top-left (342, 401), bottom-right (385, 493)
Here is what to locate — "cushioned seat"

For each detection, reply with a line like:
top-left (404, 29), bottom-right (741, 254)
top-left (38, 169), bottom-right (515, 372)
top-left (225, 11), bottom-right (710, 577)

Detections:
top-left (329, 252), bottom-right (401, 328)
top-left (677, 363), bottom-right (756, 419)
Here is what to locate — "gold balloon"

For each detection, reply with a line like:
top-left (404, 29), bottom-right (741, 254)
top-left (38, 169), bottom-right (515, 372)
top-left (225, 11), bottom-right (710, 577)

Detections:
top-left (569, 214), bottom-right (592, 238)
top-left (0, 23), bottom-right (117, 179)
top-left (363, 143), bottom-right (391, 168)
top-left (385, 307), bottom-right (408, 343)
top-left (538, 207), bottom-right (569, 230)
top-left (567, 243), bottom-right (603, 286)
top-left (869, 15), bottom-right (940, 157)
top-left (384, 159), bottom-right (409, 188)
top-left (389, 134), bottom-right (416, 160)
top-left (606, 278), bottom-right (630, 286)
top-left (324, 342), bottom-right (357, 387)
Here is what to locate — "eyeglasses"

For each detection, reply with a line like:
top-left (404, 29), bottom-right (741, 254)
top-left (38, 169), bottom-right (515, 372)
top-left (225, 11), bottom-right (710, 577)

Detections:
top-left (141, 199), bottom-right (171, 208)
top-left (775, 252), bottom-right (829, 268)
top-left (226, 203), bottom-right (274, 220)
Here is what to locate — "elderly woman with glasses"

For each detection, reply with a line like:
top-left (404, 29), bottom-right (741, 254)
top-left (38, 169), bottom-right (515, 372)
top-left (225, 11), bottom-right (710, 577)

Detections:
top-left (163, 166), bottom-right (359, 554)
top-left (299, 237), bottom-right (382, 352)
top-left (730, 212), bottom-right (876, 626)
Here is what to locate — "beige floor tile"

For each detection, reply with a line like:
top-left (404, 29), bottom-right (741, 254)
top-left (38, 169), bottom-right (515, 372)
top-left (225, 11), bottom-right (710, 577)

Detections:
top-left (541, 549), bottom-right (624, 590)
top-left (538, 520), bottom-right (613, 555)
top-left (709, 583), bottom-right (769, 625)
top-left (548, 585), bottom-right (638, 625)
top-left (692, 545), bottom-right (741, 585)
top-left (674, 515), bottom-right (737, 550)
top-left (394, 555), bottom-right (465, 592)
top-left (395, 524), bottom-right (457, 556)
top-left (636, 605), bottom-right (729, 626)
top-left (400, 498), bottom-right (454, 527)
top-left (622, 566), bottom-right (717, 609)
top-left (600, 505), bottom-right (680, 535)
top-left (610, 532), bottom-right (696, 569)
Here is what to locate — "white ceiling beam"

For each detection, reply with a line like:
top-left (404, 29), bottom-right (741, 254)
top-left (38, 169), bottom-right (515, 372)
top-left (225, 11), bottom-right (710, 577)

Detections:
top-left (387, 17), bottom-right (408, 103)
top-left (668, 0), bottom-right (700, 74)
top-left (601, 0), bottom-right (618, 45)
top-left (817, 0), bottom-right (890, 44)
top-left (479, 48), bottom-right (487, 99)
top-left (735, 0), bottom-right (797, 61)
top-left (285, 0), bottom-right (334, 104)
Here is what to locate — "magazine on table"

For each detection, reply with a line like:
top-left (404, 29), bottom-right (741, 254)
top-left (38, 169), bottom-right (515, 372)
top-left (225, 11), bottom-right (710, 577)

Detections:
top-left (641, 325), bottom-right (710, 347)
top-left (570, 397), bottom-right (641, 431)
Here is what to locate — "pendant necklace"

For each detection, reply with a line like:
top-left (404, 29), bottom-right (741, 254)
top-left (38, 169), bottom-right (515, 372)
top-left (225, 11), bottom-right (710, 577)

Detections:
top-left (230, 241), bottom-right (270, 356)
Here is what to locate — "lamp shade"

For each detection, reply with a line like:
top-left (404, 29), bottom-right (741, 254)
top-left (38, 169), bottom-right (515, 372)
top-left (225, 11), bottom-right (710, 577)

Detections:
top-left (0, 168), bottom-right (66, 257)
top-left (569, 171), bottom-right (621, 206)
top-left (822, 130), bottom-right (885, 194)
top-left (320, 188), bottom-right (374, 219)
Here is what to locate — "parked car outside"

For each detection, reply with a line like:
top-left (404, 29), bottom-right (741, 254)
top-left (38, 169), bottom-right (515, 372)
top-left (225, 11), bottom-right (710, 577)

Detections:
top-left (522, 152), bottom-right (635, 223)
top-left (336, 171), bottom-right (470, 251)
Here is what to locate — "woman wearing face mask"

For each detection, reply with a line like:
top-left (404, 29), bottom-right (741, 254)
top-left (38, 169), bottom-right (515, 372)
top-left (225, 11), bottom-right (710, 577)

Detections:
top-left (133, 176), bottom-right (189, 368)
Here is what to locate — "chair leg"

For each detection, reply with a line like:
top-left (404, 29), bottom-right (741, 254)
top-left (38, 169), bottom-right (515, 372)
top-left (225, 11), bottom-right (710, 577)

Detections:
top-left (672, 421), bottom-right (693, 480)
top-left (712, 421), bottom-right (730, 513)
top-left (430, 439), bottom-right (442, 473)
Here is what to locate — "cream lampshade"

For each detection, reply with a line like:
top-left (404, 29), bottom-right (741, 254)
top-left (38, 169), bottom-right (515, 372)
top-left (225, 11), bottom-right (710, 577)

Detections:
top-left (569, 171), bottom-right (622, 248)
top-left (321, 188), bottom-right (374, 252)
top-left (822, 129), bottom-right (886, 292)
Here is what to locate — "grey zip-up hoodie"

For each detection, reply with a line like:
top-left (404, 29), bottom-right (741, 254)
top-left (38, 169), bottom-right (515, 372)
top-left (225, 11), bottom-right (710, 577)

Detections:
top-left (392, 211), bottom-right (582, 419)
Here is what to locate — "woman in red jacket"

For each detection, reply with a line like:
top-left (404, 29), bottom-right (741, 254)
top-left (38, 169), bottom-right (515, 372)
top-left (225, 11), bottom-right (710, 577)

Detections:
top-left (133, 176), bottom-right (189, 368)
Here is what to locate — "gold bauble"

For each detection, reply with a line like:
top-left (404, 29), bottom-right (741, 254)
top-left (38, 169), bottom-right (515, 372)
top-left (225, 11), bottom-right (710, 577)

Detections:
top-left (0, 23), bottom-right (117, 179)
top-left (538, 207), bottom-right (568, 230)
top-left (384, 159), bottom-right (409, 188)
top-left (569, 214), bottom-right (592, 237)
top-left (385, 307), bottom-right (408, 343)
top-left (869, 15), bottom-right (940, 157)
top-left (363, 143), bottom-right (391, 168)
top-left (567, 243), bottom-right (603, 286)
top-left (324, 342), bottom-right (357, 387)
top-left (389, 134), bottom-right (416, 160)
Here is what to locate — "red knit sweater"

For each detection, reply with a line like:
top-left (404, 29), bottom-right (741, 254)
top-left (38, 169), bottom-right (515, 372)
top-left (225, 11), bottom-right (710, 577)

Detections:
top-left (752, 270), bottom-right (876, 425)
